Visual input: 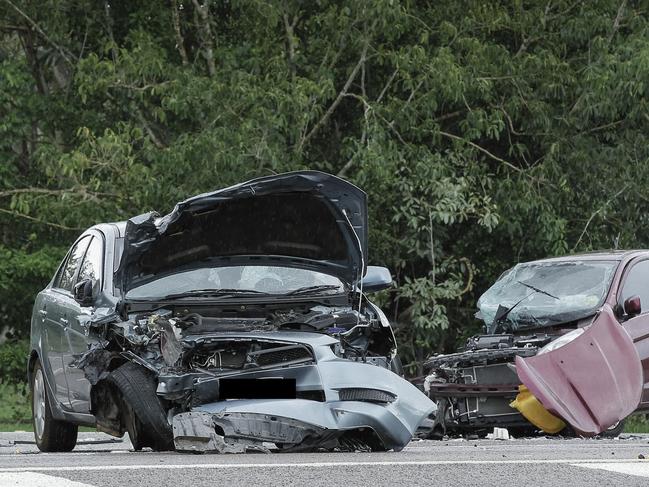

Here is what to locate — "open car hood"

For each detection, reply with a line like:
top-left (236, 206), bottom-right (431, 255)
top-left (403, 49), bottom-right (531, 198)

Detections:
top-left (515, 305), bottom-right (642, 436)
top-left (115, 171), bottom-right (368, 295)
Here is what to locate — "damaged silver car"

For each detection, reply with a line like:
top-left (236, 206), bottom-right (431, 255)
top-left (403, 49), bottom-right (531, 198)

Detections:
top-left (28, 170), bottom-right (435, 452)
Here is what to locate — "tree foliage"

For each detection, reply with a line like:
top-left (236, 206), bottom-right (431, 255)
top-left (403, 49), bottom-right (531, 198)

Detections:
top-left (1, 0), bottom-right (649, 374)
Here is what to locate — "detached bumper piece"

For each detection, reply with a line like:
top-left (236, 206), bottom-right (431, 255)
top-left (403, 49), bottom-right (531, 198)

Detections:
top-left (173, 412), bottom-right (264, 454)
top-left (173, 411), bottom-right (342, 453)
top-left (173, 411), bottom-right (327, 453)
top-left (172, 395), bottom-right (427, 453)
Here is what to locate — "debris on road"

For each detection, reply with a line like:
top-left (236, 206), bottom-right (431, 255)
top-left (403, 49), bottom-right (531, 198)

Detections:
top-left (486, 427), bottom-right (511, 440)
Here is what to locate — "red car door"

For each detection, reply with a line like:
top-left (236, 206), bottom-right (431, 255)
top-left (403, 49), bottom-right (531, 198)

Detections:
top-left (616, 259), bottom-right (649, 407)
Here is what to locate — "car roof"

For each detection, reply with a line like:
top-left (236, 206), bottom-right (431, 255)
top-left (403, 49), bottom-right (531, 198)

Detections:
top-left (88, 221), bottom-right (127, 238)
top-left (112, 221), bottom-right (126, 237)
top-left (104, 221), bottom-right (126, 237)
top-left (526, 250), bottom-right (649, 264)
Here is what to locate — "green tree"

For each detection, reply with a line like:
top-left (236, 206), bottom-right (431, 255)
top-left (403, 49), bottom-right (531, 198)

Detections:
top-left (1, 0), bottom-right (648, 375)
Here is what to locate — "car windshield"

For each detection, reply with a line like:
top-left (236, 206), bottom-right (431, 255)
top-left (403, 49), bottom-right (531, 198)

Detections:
top-left (126, 265), bottom-right (345, 299)
top-left (477, 260), bottom-right (618, 330)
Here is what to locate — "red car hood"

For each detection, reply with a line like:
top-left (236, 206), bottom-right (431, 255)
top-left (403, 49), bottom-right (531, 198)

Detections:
top-left (515, 305), bottom-right (642, 436)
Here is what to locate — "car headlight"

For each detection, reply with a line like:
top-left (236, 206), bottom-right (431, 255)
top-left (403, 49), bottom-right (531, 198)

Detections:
top-left (537, 327), bottom-right (585, 355)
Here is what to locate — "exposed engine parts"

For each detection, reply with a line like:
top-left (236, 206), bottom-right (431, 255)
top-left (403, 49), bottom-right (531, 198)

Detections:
top-left (422, 332), bottom-right (562, 437)
top-left (81, 303), bottom-right (395, 382)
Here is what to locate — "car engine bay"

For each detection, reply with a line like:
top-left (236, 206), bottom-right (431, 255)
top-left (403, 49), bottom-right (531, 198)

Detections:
top-left (75, 296), bottom-right (412, 451)
top-left (422, 331), bottom-right (568, 437)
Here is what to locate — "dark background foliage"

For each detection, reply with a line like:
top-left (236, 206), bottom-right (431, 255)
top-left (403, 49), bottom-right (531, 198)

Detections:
top-left (1, 0), bottom-right (648, 382)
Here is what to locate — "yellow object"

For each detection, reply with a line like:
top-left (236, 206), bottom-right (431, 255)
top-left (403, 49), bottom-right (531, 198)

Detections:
top-left (510, 385), bottom-right (566, 434)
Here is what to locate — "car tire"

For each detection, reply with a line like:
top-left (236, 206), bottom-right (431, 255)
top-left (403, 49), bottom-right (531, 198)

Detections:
top-left (107, 362), bottom-right (173, 451)
top-left (560, 419), bottom-right (626, 438)
top-left (30, 361), bottom-right (78, 452)
top-left (599, 420), bottom-right (625, 438)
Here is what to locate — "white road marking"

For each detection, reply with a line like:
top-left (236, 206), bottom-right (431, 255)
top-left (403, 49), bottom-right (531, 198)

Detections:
top-left (10, 441), bottom-right (645, 456)
top-left (0, 459), bottom-right (647, 472)
top-left (575, 462), bottom-right (649, 478)
top-left (0, 472), bottom-right (95, 487)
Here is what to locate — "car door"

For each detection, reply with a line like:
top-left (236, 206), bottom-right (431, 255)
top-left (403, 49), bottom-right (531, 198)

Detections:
top-left (43, 235), bottom-right (91, 409)
top-left (60, 233), bottom-right (104, 413)
top-left (616, 259), bottom-right (649, 407)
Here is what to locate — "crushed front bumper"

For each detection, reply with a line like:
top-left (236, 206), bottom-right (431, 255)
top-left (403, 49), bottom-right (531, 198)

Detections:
top-left (173, 398), bottom-right (418, 452)
top-left (172, 358), bottom-right (436, 453)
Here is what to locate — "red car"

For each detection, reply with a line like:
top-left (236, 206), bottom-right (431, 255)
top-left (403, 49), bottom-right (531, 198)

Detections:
top-left (424, 251), bottom-right (649, 437)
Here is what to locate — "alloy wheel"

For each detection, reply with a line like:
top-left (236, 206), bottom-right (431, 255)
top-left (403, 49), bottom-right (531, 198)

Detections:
top-left (33, 368), bottom-right (46, 440)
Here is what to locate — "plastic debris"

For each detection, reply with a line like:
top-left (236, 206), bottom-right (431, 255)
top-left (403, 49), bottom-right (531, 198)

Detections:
top-left (486, 427), bottom-right (510, 440)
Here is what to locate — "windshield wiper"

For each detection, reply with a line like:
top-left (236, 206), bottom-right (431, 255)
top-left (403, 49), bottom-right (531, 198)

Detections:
top-left (158, 288), bottom-right (267, 300)
top-left (489, 283), bottom-right (560, 333)
top-left (489, 298), bottom-right (526, 334)
top-left (284, 285), bottom-right (343, 296)
top-left (516, 280), bottom-right (560, 300)
top-left (490, 288), bottom-right (542, 333)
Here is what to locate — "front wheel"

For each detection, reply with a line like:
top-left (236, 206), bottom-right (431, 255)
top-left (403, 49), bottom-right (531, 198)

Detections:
top-left (31, 361), bottom-right (78, 452)
top-left (599, 420), bottom-right (625, 438)
top-left (107, 362), bottom-right (173, 451)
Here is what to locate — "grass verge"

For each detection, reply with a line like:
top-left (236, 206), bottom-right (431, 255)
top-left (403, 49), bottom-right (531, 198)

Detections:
top-left (0, 382), bottom-right (30, 425)
top-left (622, 413), bottom-right (649, 433)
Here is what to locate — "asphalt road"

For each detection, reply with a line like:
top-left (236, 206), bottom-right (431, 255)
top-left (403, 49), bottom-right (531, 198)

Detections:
top-left (1, 432), bottom-right (649, 486)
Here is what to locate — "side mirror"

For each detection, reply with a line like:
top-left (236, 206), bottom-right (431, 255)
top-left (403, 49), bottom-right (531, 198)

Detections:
top-left (624, 295), bottom-right (642, 317)
top-left (359, 266), bottom-right (392, 293)
top-left (74, 279), bottom-right (96, 307)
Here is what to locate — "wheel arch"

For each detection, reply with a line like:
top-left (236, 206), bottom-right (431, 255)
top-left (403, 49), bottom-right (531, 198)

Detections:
top-left (87, 356), bottom-right (137, 437)
top-left (27, 350), bottom-right (40, 384)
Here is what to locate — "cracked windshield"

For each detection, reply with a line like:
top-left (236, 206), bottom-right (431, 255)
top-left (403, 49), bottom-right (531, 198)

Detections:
top-left (477, 260), bottom-right (618, 329)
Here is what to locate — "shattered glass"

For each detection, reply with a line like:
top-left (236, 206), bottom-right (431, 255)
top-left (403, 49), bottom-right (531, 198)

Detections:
top-left (477, 260), bottom-right (618, 330)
